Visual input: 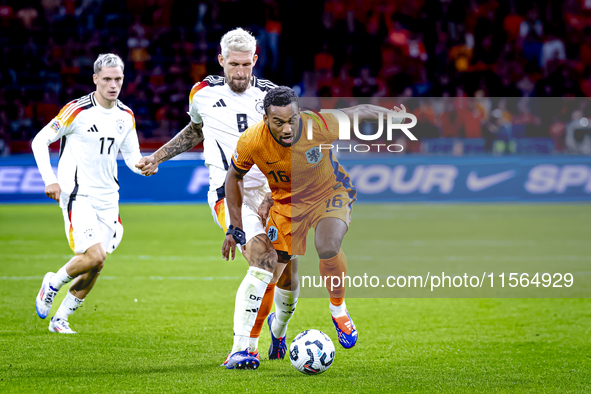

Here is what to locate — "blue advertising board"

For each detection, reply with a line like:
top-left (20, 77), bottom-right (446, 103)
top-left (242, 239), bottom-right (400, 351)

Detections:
top-left (0, 156), bottom-right (209, 204)
top-left (1, 155), bottom-right (590, 203)
top-left (343, 156), bottom-right (591, 202)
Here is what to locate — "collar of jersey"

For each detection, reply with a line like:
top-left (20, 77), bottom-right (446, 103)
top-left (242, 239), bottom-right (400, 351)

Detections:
top-left (93, 93), bottom-right (118, 114)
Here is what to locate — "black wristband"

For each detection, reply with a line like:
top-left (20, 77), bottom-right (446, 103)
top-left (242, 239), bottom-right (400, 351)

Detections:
top-left (226, 225), bottom-right (246, 246)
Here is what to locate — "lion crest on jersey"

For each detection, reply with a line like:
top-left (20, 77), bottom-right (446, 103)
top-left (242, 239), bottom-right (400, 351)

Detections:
top-left (116, 119), bottom-right (125, 134)
top-left (305, 147), bottom-right (322, 164)
top-left (267, 226), bottom-right (278, 242)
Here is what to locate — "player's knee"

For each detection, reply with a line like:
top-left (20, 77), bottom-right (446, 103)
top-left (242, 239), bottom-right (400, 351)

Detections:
top-left (317, 242), bottom-right (340, 260)
top-left (85, 246), bottom-right (106, 269)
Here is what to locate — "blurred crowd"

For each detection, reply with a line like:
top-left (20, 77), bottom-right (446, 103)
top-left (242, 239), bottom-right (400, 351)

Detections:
top-left (311, 96), bottom-right (591, 155)
top-left (1, 0), bottom-right (591, 155)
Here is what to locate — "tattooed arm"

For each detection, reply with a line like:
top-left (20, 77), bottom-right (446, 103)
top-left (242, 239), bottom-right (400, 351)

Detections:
top-left (257, 192), bottom-right (273, 224)
top-left (135, 121), bottom-right (204, 175)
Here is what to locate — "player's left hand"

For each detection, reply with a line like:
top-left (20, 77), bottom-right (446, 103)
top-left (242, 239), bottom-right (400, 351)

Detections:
top-left (136, 155), bottom-right (159, 176)
top-left (222, 234), bottom-right (238, 261)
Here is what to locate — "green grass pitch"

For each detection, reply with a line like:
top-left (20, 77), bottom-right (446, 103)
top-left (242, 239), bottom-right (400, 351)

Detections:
top-left (1, 204), bottom-right (590, 393)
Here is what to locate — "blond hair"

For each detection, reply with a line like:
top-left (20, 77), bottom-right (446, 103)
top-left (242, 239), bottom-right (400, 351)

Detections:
top-left (93, 53), bottom-right (124, 74)
top-left (220, 28), bottom-right (256, 57)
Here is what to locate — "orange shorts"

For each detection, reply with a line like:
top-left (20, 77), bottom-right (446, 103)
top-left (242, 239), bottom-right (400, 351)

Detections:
top-left (266, 188), bottom-right (356, 256)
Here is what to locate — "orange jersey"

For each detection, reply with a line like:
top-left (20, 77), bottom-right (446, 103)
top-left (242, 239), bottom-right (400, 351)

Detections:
top-left (231, 111), bottom-right (355, 219)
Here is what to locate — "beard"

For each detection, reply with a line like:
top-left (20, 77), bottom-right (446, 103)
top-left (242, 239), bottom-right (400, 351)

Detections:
top-left (226, 74), bottom-right (250, 93)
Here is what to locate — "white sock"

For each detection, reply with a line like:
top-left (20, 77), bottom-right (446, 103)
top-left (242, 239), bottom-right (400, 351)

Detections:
top-left (329, 300), bottom-right (347, 318)
top-left (50, 264), bottom-right (74, 290)
top-left (248, 337), bottom-right (259, 353)
top-left (54, 292), bottom-right (84, 321)
top-left (271, 285), bottom-right (299, 338)
top-left (232, 267), bottom-right (273, 353)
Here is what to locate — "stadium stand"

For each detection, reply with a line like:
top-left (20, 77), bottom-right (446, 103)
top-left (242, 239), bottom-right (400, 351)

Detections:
top-left (0, 0), bottom-right (590, 155)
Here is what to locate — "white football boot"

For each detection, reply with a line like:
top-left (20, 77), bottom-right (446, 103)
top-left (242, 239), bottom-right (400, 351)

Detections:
top-left (48, 317), bottom-right (77, 334)
top-left (35, 272), bottom-right (58, 319)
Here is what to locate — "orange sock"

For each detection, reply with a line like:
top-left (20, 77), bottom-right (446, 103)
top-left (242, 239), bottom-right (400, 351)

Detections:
top-left (250, 283), bottom-right (276, 338)
top-left (319, 249), bottom-right (348, 301)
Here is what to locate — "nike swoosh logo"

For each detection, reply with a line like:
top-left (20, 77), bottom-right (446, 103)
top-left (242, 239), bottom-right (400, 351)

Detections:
top-left (266, 160), bottom-right (280, 165)
top-left (466, 170), bottom-right (516, 191)
top-left (326, 208), bottom-right (342, 212)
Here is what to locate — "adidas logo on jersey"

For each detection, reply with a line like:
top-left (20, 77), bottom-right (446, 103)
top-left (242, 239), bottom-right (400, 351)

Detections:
top-left (213, 99), bottom-right (227, 108)
top-left (87, 125), bottom-right (99, 133)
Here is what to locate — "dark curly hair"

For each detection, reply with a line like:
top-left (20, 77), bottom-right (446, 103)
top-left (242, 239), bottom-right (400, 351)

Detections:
top-left (263, 86), bottom-right (299, 114)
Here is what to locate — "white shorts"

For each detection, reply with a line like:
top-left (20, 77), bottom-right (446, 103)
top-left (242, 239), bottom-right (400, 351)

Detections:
top-left (62, 194), bottom-right (123, 255)
top-left (208, 185), bottom-right (270, 244)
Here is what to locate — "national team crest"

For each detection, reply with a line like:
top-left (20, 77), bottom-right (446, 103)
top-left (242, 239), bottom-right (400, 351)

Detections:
top-left (50, 120), bottom-right (61, 132)
top-left (255, 100), bottom-right (264, 115)
top-left (84, 229), bottom-right (95, 240)
top-left (305, 147), bottom-right (323, 164)
top-left (267, 226), bottom-right (278, 242)
top-left (116, 119), bottom-right (125, 134)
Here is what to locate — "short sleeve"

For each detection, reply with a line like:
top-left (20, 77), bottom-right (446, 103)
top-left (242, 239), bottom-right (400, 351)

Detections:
top-left (231, 133), bottom-right (255, 173)
top-left (189, 97), bottom-right (203, 124)
top-left (188, 82), bottom-right (207, 124)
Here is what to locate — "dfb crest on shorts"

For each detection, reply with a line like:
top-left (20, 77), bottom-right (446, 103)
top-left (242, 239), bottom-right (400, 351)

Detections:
top-left (305, 147), bottom-right (322, 164)
top-left (267, 226), bottom-right (278, 242)
top-left (116, 119), bottom-right (125, 134)
top-left (84, 229), bottom-right (95, 240)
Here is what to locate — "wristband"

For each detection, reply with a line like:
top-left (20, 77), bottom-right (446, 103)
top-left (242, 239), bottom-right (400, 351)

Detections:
top-left (226, 225), bottom-right (246, 246)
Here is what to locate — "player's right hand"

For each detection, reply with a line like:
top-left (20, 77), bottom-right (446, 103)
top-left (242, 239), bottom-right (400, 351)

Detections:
top-left (136, 155), bottom-right (159, 176)
top-left (45, 183), bottom-right (61, 203)
top-left (392, 103), bottom-right (406, 114)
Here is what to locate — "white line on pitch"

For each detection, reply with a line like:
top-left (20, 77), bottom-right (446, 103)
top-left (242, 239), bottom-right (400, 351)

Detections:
top-left (0, 275), bottom-right (241, 281)
top-left (1, 254), bottom-right (226, 261)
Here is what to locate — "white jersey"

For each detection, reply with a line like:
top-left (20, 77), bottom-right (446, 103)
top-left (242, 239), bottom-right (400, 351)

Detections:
top-left (32, 92), bottom-right (143, 205)
top-left (188, 75), bottom-right (275, 190)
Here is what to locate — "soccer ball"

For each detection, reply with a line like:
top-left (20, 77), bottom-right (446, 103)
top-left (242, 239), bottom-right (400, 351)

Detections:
top-left (289, 329), bottom-right (335, 374)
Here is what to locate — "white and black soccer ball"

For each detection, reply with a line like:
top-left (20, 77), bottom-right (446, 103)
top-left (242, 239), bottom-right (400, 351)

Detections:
top-left (289, 329), bottom-right (335, 375)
